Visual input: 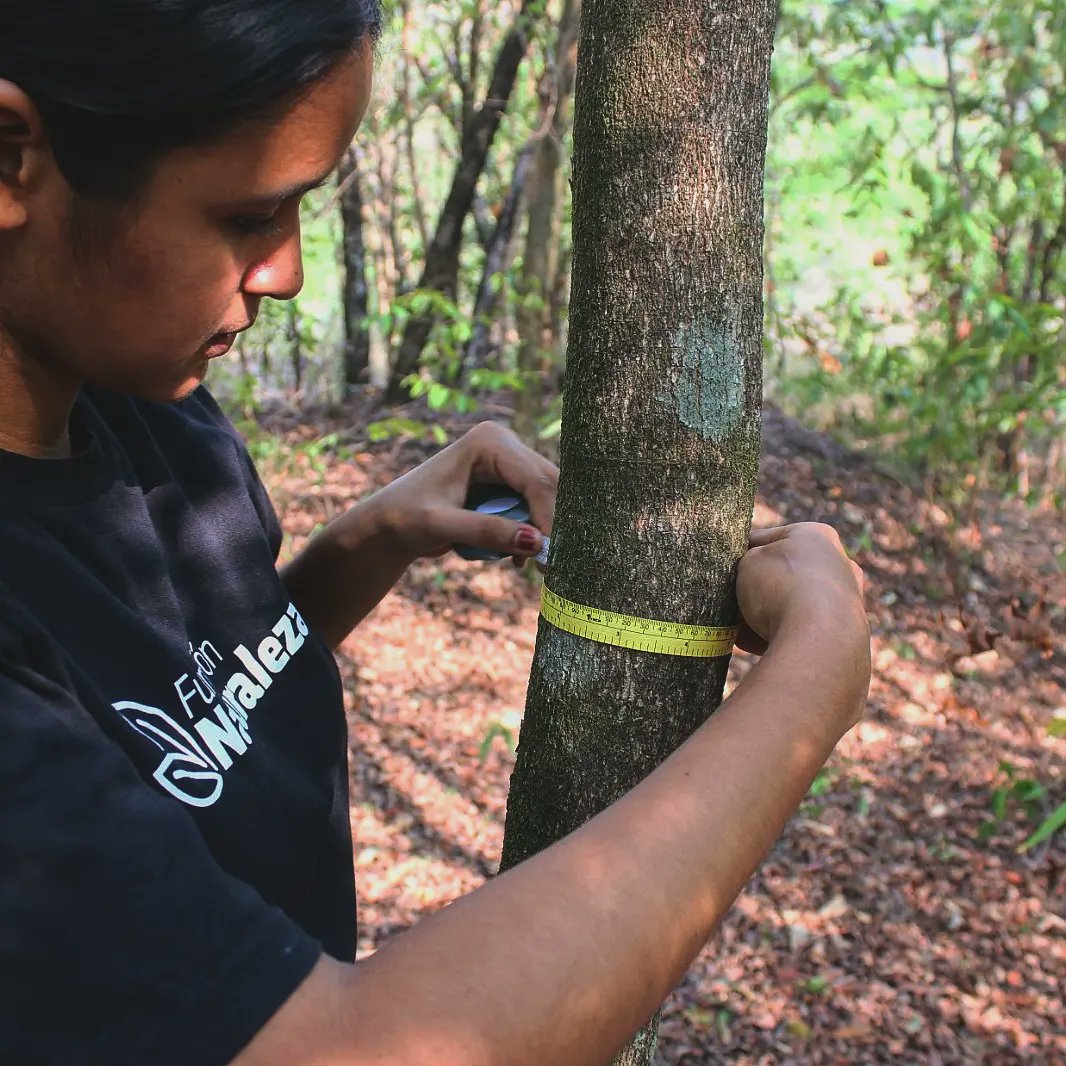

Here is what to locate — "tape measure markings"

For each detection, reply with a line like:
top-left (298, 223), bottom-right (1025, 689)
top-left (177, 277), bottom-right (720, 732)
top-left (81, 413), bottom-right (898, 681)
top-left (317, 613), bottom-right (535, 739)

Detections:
top-left (540, 586), bottom-right (737, 659)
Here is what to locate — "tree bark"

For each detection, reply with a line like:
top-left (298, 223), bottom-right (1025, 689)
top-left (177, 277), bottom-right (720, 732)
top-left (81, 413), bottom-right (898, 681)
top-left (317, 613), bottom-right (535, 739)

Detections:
top-left (398, 0), bottom-right (430, 255)
top-left (463, 143), bottom-right (534, 377)
top-left (286, 300), bottom-right (303, 394)
top-left (338, 146), bottom-right (371, 392)
top-left (375, 132), bottom-right (409, 296)
top-left (387, 0), bottom-right (540, 403)
top-left (515, 0), bottom-right (581, 445)
top-left (499, 4), bottom-right (776, 1064)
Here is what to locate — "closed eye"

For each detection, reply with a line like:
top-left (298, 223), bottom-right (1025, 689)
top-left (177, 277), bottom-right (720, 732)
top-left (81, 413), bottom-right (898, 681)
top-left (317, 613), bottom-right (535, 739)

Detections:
top-left (225, 174), bottom-right (331, 239)
top-left (228, 212), bottom-right (284, 238)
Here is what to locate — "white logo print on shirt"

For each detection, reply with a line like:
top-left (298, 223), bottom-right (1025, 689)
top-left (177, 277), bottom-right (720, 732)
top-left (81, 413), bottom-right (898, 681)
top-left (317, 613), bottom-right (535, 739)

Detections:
top-left (114, 602), bottom-right (310, 808)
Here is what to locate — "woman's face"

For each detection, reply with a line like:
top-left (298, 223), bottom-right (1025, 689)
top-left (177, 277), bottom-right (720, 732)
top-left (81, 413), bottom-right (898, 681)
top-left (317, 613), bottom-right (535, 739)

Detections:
top-left (0, 46), bottom-right (372, 403)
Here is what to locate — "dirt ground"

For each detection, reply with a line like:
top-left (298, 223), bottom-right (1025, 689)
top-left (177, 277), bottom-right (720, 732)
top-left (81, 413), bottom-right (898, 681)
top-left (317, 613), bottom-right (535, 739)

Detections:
top-left (255, 398), bottom-right (1064, 1065)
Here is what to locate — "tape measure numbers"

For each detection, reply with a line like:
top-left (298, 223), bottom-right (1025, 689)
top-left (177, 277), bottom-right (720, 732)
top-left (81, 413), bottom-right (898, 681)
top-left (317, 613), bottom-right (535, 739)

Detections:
top-left (540, 586), bottom-right (738, 659)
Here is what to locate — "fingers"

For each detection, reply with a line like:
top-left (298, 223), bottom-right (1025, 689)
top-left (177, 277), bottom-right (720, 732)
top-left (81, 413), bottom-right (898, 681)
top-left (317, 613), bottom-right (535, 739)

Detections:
top-left (738, 521), bottom-right (867, 654)
top-left (749, 521), bottom-right (844, 549)
top-left (747, 525), bottom-right (792, 547)
top-left (446, 509), bottom-right (544, 560)
top-left (464, 422), bottom-right (559, 536)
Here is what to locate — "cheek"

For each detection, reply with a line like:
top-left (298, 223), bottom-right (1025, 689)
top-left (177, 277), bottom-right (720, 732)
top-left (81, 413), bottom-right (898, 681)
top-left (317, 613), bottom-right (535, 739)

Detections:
top-left (103, 237), bottom-right (244, 335)
top-left (116, 228), bottom-right (226, 291)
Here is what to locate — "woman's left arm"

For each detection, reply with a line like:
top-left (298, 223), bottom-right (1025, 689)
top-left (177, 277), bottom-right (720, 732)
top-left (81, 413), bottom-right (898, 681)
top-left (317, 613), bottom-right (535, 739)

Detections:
top-left (280, 422), bottom-right (558, 650)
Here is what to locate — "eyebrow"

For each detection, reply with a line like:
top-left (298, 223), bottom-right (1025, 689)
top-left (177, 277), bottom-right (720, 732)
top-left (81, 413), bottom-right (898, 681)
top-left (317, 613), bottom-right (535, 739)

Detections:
top-left (245, 171), bottom-right (334, 206)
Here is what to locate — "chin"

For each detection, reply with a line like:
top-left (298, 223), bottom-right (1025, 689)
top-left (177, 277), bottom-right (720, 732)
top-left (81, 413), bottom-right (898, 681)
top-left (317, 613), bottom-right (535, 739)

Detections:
top-left (130, 365), bottom-right (208, 405)
top-left (173, 366), bottom-right (209, 401)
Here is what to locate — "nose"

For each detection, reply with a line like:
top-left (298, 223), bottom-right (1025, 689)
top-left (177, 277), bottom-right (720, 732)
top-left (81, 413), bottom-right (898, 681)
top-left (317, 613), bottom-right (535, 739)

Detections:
top-left (242, 222), bottom-right (305, 301)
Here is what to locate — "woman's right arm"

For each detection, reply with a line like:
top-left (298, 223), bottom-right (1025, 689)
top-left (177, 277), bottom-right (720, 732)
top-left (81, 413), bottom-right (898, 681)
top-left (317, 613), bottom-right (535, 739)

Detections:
top-left (237, 523), bottom-right (871, 1066)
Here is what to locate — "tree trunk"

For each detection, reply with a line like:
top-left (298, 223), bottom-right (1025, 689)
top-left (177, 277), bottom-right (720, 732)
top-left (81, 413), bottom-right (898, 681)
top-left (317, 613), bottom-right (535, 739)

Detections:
top-left (338, 146), bottom-right (371, 392)
top-left (375, 132), bottom-right (409, 296)
top-left (387, 0), bottom-right (540, 403)
top-left (463, 144), bottom-right (534, 378)
top-left (398, 0), bottom-right (430, 255)
top-left (286, 300), bottom-right (303, 394)
top-left (499, 3), bottom-right (776, 1064)
top-left (515, 0), bottom-right (581, 445)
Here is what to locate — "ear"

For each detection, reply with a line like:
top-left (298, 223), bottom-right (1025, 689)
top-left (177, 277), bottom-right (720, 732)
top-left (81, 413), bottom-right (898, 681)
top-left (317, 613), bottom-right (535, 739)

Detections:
top-left (0, 80), bottom-right (50, 230)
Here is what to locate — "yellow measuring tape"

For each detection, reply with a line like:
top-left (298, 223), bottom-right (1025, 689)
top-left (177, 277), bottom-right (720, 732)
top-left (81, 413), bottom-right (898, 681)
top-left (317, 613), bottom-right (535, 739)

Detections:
top-left (541, 586), bottom-right (738, 659)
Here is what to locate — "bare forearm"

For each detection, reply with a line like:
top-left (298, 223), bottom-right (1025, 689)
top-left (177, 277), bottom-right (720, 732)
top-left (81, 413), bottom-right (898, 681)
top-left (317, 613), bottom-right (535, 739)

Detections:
top-left (245, 610), bottom-right (868, 1066)
top-left (279, 422), bottom-right (558, 650)
top-left (281, 500), bottom-right (412, 650)
top-left (360, 621), bottom-right (863, 1062)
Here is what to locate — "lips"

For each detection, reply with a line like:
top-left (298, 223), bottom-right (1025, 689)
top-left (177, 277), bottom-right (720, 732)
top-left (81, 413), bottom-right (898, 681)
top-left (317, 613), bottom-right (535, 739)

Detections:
top-left (202, 322), bottom-right (253, 359)
top-left (202, 335), bottom-right (234, 358)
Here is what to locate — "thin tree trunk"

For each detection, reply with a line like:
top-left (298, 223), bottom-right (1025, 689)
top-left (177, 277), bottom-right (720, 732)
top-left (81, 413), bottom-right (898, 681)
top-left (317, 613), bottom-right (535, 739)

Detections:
top-left (236, 339), bottom-right (252, 398)
top-left (375, 134), bottom-right (408, 296)
top-left (286, 301), bottom-right (303, 395)
top-left (515, 0), bottom-right (580, 445)
top-left (360, 124), bottom-right (400, 363)
top-left (499, 4), bottom-right (776, 1064)
top-left (463, 144), bottom-right (535, 377)
top-left (258, 335), bottom-right (270, 384)
top-left (398, 0), bottom-right (430, 254)
top-left (387, 0), bottom-right (540, 402)
top-left (338, 147), bottom-right (372, 392)
top-left (473, 193), bottom-right (497, 248)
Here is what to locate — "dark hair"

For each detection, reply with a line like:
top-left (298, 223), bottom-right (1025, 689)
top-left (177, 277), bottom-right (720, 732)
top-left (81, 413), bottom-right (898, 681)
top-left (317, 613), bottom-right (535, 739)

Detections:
top-left (0, 1), bottom-right (382, 198)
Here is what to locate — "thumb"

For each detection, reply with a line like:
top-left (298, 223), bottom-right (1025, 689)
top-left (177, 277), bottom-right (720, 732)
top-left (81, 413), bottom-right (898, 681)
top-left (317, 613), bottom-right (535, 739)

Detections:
top-left (448, 510), bottom-right (544, 558)
top-left (748, 525), bottom-right (791, 548)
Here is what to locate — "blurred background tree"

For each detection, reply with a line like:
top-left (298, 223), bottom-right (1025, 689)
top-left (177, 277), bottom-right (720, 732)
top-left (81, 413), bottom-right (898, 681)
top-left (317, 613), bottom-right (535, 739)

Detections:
top-left (221, 0), bottom-right (1065, 508)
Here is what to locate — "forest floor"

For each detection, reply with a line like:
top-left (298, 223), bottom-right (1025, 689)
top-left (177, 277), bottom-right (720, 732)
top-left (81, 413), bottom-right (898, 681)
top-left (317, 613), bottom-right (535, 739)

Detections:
top-left (253, 397), bottom-right (1064, 1065)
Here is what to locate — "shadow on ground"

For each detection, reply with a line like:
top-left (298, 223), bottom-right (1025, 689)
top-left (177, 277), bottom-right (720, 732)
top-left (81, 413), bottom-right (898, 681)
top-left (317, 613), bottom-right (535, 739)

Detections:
top-left (256, 398), bottom-right (1064, 1064)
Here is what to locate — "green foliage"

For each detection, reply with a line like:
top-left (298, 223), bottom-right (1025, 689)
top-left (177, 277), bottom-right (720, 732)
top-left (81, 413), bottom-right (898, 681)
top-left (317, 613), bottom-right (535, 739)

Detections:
top-left (366, 416), bottom-right (449, 446)
top-left (769, 0), bottom-right (1066, 501)
top-left (207, 0), bottom-right (1063, 503)
top-left (1020, 799), bottom-right (1066, 852)
top-left (1017, 713), bottom-right (1066, 852)
top-left (478, 720), bottom-right (518, 763)
top-left (979, 758), bottom-right (1064, 850)
top-left (807, 767), bottom-right (835, 798)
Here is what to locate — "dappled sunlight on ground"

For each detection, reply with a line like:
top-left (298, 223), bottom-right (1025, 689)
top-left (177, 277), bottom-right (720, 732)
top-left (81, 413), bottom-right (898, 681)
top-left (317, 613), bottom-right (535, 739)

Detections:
top-left (257, 399), bottom-right (1063, 1064)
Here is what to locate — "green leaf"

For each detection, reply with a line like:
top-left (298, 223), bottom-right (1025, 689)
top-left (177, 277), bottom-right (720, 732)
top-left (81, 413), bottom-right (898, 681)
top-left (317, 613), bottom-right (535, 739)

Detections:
top-left (366, 417), bottom-right (429, 444)
top-left (1019, 800), bottom-right (1066, 852)
top-left (1013, 780), bottom-right (1046, 805)
top-left (427, 383), bottom-right (451, 410)
top-left (960, 215), bottom-right (985, 246)
top-left (478, 722), bottom-right (516, 763)
top-left (808, 769), bottom-right (834, 797)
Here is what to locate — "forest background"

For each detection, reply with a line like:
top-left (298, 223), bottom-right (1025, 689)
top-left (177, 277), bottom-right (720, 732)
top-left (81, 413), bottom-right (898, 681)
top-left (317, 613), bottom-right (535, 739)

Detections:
top-left (215, 1), bottom-right (1064, 1060)
top-left (221, 0), bottom-right (1065, 508)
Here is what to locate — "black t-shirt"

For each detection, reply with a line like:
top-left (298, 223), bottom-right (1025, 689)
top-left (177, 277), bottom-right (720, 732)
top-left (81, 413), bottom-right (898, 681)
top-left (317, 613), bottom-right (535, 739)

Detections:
top-left (0, 387), bottom-right (356, 1065)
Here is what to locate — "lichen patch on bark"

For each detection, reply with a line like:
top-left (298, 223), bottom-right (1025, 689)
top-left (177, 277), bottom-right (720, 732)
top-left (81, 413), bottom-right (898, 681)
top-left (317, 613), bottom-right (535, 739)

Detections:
top-left (672, 316), bottom-right (746, 441)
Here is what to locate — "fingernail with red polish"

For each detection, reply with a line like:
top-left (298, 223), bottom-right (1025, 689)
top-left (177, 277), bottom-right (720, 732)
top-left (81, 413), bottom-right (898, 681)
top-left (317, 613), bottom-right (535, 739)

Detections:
top-left (514, 526), bottom-right (541, 554)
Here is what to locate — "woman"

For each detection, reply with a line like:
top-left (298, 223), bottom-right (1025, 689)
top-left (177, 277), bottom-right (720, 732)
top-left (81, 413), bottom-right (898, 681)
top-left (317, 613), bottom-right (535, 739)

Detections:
top-left (0, 3), bottom-right (871, 1064)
